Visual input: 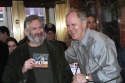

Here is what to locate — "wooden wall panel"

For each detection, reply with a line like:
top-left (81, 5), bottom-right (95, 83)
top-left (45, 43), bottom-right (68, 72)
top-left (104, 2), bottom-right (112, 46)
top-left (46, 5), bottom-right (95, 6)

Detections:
top-left (119, 0), bottom-right (125, 47)
top-left (70, 0), bottom-right (81, 9)
top-left (96, 0), bottom-right (102, 32)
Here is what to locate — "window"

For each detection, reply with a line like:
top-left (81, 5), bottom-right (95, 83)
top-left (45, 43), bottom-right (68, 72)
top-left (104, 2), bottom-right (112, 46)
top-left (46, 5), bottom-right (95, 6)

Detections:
top-left (0, 7), bottom-right (3, 22)
top-left (25, 8), bottom-right (46, 25)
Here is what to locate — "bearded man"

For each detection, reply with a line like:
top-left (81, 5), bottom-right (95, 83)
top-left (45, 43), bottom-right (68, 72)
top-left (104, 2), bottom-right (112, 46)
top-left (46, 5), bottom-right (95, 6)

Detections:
top-left (2, 15), bottom-right (73, 83)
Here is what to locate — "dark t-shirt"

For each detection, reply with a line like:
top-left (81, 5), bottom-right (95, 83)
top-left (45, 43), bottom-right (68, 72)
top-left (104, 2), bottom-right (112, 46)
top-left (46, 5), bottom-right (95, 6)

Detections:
top-left (28, 41), bottom-right (54, 83)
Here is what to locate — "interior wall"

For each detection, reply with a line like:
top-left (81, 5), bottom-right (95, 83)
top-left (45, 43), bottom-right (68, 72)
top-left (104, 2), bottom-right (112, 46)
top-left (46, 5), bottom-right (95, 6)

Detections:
top-left (48, 8), bottom-right (55, 25)
top-left (12, 1), bottom-right (25, 42)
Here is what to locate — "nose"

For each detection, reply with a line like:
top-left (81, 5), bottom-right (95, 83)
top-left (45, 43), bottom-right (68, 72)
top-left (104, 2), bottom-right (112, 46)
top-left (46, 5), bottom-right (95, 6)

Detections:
top-left (37, 28), bottom-right (42, 33)
top-left (10, 47), bottom-right (13, 51)
top-left (90, 22), bottom-right (94, 25)
top-left (68, 25), bottom-right (73, 31)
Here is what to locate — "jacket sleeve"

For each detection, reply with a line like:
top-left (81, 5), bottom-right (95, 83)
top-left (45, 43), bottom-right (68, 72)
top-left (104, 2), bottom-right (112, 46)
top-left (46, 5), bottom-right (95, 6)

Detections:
top-left (56, 43), bottom-right (73, 83)
top-left (2, 48), bottom-right (26, 83)
top-left (91, 42), bottom-right (121, 83)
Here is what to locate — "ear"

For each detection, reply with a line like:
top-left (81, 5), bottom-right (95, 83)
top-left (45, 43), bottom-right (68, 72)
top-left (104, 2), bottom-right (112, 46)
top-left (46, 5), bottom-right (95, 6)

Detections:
top-left (24, 29), bottom-right (28, 36)
top-left (82, 20), bottom-right (87, 28)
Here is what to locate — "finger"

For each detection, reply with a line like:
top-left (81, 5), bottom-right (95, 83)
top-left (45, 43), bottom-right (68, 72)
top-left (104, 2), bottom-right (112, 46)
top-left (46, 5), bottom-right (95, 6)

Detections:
top-left (26, 59), bottom-right (35, 65)
top-left (72, 79), bottom-right (77, 83)
top-left (25, 63), bottom-right (34, 70)
top-left (24, 61), bottom-right (34, 68)
top-left (73, 75), bottom-right (76, 80)
top-left (30, 58), bottom-right (35, 62)
top-left (29, 58), bottom-right (35, 63)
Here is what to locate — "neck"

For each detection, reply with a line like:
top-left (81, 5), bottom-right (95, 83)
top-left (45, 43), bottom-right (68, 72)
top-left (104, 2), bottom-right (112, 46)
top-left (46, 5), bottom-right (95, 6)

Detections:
top-left (28, 41), bottom-right (42, 47)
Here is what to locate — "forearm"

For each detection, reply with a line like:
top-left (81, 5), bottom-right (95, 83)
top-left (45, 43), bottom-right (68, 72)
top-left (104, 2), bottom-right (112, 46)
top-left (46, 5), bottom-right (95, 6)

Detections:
top-left (91, 69), bottom-right (103, 83)
top-left (90, 45), bottom-right (121, 82)
top-left (91, 66), bottom-right (121, 83)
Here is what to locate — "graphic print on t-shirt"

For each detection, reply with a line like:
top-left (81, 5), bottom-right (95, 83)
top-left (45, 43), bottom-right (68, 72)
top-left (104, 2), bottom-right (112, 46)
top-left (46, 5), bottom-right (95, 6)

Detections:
top-left (33, 53), bottom-right (49, 68)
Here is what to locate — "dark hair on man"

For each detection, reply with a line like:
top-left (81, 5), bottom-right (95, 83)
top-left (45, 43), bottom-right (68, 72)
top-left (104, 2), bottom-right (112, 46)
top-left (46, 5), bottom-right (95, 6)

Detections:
top-left (24, 15), bottom-right (43, 29)
top-left (87, 14), bottom-right (96, 21)
top-left (0, 26), bottom-right (10, 36)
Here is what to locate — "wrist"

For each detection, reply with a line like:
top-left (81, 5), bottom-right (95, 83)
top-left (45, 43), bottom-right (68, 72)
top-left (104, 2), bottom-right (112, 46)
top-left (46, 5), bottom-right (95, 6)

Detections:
top-left (22, 66), bottom-right (26, 73)
top-left (86, 74), bottom-right (94, 82)
top-left (86, 75), bottom-right (89, 82)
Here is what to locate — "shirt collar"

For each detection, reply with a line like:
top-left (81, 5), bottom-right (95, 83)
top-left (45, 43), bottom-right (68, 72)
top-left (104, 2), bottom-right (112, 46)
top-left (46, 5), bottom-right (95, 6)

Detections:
top-left (82, 28), bottom-right (90, 46)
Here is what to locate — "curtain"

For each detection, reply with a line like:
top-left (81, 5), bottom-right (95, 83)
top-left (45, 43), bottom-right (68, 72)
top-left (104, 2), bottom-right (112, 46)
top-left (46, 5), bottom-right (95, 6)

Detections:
top-left (55, 0), bottom-right (70, 42)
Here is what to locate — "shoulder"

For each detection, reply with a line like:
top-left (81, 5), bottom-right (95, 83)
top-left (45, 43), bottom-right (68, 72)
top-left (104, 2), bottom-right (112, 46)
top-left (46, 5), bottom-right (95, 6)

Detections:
top-left (45, 39), bottom-right (65, 53)
top-left (45, 39), bottom-right (63, 48)
top-left (17, 43), bottom-right (28, 49)
top-left (56, 40), bottom-right (68, 50)
top-left (56, 40), bottom-right (67, 46)
top-left (90, 30), bottom-right (104, 41)
top-left (90, 30), bottom-right (114, 45)
top-left (18, 36), bottom-right (29, 46)
top-left (0, 41), bottom-right (8, 51)
top-left (9, 43), bottom-right (29, 59)
top-left (88, 30), bottom-right (116, 53)
top-left (45, 39), bottom-right (58, 45)
top-left (56, 40), bottom-right (66, 44)
top-left (12, 43), bottom-right (28, 54)
top-left (0, 41), bottom-right (8, 47)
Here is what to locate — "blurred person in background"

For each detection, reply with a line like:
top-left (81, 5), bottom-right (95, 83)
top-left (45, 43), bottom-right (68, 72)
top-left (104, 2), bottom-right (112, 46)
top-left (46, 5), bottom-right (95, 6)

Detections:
top-left (0, 26), bottom-right (9, 83)
top-left (45, 23), bottom-right (68, 51)
top-left (0, 26), bottom-right (10, 42)
top-left (87, 15), bottom-right (98, 31)
top-left (6, 37), bottom-right (18, 54)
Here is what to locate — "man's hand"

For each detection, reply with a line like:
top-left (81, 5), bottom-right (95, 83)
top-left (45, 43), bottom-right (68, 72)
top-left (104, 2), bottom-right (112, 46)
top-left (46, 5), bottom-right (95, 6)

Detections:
top-left (72, 74), bottom-right (93, 83)
top-left (72, 74), bottom-right (87, 83)
top-left (22, 58), bottom-right (35, 73)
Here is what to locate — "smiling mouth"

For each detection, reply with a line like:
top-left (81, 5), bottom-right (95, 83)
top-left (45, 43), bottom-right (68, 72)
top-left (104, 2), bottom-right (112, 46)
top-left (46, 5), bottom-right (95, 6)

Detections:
top-left (35, 33), bottom-right (42, 37)
top-left (70, 31), bottom-right (75, 36)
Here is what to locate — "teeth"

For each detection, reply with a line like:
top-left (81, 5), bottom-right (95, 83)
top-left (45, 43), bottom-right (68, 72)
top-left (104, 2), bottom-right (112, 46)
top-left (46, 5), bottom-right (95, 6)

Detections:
top-left (70, 31), bottom-right (75, 35)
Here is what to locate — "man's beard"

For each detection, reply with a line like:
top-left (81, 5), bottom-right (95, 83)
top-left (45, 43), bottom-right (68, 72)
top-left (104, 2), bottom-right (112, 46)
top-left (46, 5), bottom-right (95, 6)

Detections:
top-left (28, 32), bottom-right (46, 44)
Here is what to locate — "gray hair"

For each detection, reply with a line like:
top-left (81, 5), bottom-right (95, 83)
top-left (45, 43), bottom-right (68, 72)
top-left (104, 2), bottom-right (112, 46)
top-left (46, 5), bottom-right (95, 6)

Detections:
top-left (24, 15), bottom-right (43, 29)
top-left (66, 8), bottom-right (88, 22)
